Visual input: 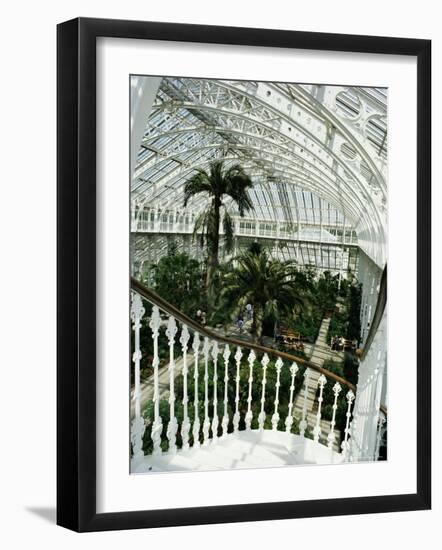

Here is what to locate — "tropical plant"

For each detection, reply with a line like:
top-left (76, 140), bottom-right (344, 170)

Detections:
top-left (183, 159), bottom-right (254, 287)
top-left (326, 279), bottom-right (362, 345)
top-left (145, 248), bottom-right (205, 317)
top-left (220, 250), bottom-right (306, 344)
top-left (247, 240), bottom-right (264, 256)
top-left (316, 270), bottom-right (340, 312)
top-left (347, 282), bottom-right (362, 342)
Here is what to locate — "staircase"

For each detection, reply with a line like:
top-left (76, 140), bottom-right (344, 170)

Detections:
top-left (130, 278), bottom-right (359, 473)
top-left (132, 429), bottom-right (343, 474)
top-left (293, 317), bottom-right (342, 452)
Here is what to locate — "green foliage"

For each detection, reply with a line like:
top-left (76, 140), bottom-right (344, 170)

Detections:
top-left (131, 239), bottom-right (364, 455)
top-left (338, 277), bottom-right (350, 298)
top-left (247, 241), bottom-right (264, 256)
top-left (328, 310), bottom-right (348, 340)
top-left (141, 356), bottom-right (307, 453)
top-left (343, 354), bottom-right (359, 386)
top-left (284, 270), bottom-right (340, 343)
top-left (315, 270), bottom-right (339, 312)
top-left (146, 249), bottom-right (205, 317)
top-left (347, 283), bottom-right (362, 341)
top-left (287, 310), bottom-right (322, 343)
top-left (183, 159), bottom-right (254, 287)
top-left (326, 279), bottom-right (362, 344)
top-left (219, 250), bottom-right (306, 344)
top-left (132, 250), bottom-right (205, 384)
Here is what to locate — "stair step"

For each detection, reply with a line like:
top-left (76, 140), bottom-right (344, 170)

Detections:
top-left (132, 429), bottom-right (344, 473)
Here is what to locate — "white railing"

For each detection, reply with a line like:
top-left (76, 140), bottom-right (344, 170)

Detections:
top-left (349, 312), bottom-right (387, 461)
top-left (349, 265), bottom-right (387, 462)
top-left (129, 279), bottom-right (377, 465)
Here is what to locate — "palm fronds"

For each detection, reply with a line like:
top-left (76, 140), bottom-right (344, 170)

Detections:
top-left (219, 250), bottom-right (308, 344)
top-left (183, 159), bottom-right (255, 288)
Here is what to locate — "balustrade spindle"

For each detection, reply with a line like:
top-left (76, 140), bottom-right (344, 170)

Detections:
top-left (258, 354), bottom-right (270, 430)
top-left (165, 315), bottom-right (178, 453)
top-left (347, 414), bottom-right (360, 462)
top-left (221, 345), bottom-right (231, 437)
top-left (179, 324), bottom-right (190, 451)
top-left (202, 337), bottom-right (211, 446)
top-left (192, 332), bottom-right (201, 449)
top-left (285, 363), bottom-right (299, 433)
top-left (327, 382), bottom-right (342, 449)
top-left (131, 276), bottom-right (370, 465)
top-left (341, 389), bottom-right (355, 460)
top-left (130, 292), bottom-right (145, 460)
top-left (211, 341), bottom-right (220, 442)
top-left (369, 347), bottom-right (386, 459)
top-left (149, 305), bottom-right (162, 456)
top-left (233, 347), bottom-right (242, 433)
top-left (299, 369), bottom-right (311, 437)
top-left (271, 358), bottom-right (283, 430)
top-left (245, 350), bottom-right (256, 430)
top-left (313, 374), bottom-right (327, 443)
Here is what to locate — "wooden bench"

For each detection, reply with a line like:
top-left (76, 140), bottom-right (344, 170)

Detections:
top-left (280, 329), bottom-right (301, 339)
top-left (331, 338), bottom-right (357, 351)
top-left (277, 329), bottom-right (306, 351)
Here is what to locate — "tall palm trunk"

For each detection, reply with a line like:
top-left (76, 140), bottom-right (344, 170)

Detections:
top-left (251, 305), bottom-right (264, 345)
top-left (206, 197), bottom-right (221, 287)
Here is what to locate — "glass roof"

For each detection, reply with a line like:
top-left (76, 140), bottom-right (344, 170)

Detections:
top-left (131, 77), bottom-right (387, 267)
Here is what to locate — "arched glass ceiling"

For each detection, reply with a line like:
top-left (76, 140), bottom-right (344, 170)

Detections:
top-left (131, 77), bottom-right (387, 267)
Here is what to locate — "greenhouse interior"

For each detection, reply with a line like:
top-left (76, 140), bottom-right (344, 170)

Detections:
top-left (129, 76), bottom-right (388, 473)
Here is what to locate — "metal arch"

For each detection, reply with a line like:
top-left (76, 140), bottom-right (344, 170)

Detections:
top-left (133, 145), bottom-right (378, 248)
top-left (273, 83), bottom-right (387, 182)
top-left (225, 79), bottom-right (387, 181)
top-left (132, 77), bottom-right (387, 267)
top-left (141, 103), bottom-right (385, 236)
top-left (140, 125), bottom-right (356, 194)
top-left (158, 76), bottom-right (387, 185)
top-left (149, 99), bottom-right (382, 208)
top-left (136, 135), bottom-right (376, 222)
top-left (136, 152), bottom-right (362, 225)
top-left (137, 145), bottom-right (365, 227)
top-left (141, 157), bottom-right (372, 244)
top-left (204, 78), bottom-right (383, 232)
top-left (136, 124), bottom-right (381, 241)
top-left (132, 154), bottom-right (380, 261)
top-left (159, 77), bottom-right (386, 192)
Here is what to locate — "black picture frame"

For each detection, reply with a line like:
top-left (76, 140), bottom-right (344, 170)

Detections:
top-left (57, 17), bottom-right (431, 532)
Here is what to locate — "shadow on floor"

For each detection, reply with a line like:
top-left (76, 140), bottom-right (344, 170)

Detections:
top-left (25, 506), bottom-right (56, 524)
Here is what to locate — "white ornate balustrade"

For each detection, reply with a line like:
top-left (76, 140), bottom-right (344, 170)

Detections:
top-left (129, 279), bottom-right (386, 473)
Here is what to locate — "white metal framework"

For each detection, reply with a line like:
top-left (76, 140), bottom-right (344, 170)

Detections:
top-left (131, 76), bottom-right (387, 272)
top-left (129, 76), bottom-right (388, 471)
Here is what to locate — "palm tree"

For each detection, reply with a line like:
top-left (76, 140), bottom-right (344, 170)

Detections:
top-left (220, 250), bottom-right (306, 344)
top-left (183, 160), bottom-right (254, 287)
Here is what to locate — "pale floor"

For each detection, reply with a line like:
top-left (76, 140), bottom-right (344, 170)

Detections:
top-left (131, 429), bottom-right (344, 474)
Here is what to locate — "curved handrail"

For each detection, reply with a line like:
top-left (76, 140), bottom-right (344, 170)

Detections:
top-left (360, 264), bottom-right (387, 362)
top-left (132, 276), bottom-right (387, 421)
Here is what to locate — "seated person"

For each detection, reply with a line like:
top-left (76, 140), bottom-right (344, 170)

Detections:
top-left (338, 336), bottom-right (345, 351)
